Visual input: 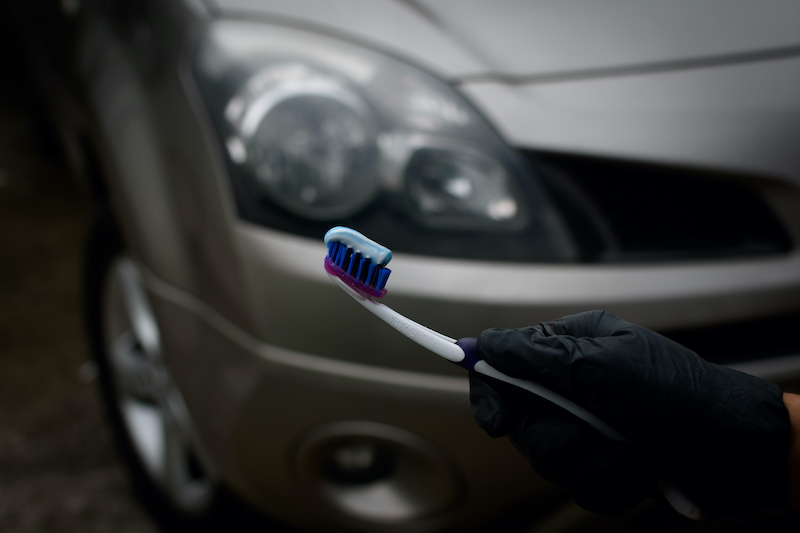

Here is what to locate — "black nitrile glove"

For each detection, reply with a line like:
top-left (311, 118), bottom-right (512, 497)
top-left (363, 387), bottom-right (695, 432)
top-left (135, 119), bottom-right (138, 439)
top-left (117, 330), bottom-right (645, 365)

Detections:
top-left (469, 310), bottom-right (791, 517)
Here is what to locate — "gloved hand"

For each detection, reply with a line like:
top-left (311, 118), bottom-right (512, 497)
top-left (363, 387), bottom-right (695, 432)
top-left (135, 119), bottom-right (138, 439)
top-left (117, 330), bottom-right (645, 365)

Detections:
top-left (469, 310), bottom-right (791, 517)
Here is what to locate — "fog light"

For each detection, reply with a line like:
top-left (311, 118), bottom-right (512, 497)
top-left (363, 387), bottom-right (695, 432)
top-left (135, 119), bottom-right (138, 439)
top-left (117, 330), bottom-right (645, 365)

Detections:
top-left (322, 440), bottom-right (395, 485)
top-left (295, 421), bottom-right (462, 523)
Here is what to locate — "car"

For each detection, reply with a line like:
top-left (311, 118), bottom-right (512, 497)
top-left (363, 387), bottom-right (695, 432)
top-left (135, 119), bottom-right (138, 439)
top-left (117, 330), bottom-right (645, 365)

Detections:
top-left (13, 0), bottom-right (800, 531)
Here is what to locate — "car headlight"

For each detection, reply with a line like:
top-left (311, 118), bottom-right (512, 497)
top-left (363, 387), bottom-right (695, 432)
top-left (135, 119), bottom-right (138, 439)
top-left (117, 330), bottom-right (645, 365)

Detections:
top-left (223, 62), bottom-right (379, 220)
top-left (190, 20), bottom-right (575, 261)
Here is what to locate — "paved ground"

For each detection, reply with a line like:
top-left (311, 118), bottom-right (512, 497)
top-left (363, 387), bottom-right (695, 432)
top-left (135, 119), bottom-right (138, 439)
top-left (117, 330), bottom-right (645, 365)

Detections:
top-left (0, 64), bottom-right (160, 533)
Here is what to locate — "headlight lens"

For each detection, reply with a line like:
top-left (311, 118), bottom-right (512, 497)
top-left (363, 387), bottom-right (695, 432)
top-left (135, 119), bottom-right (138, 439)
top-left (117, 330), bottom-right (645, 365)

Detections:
top-left (191, 20), bottom-right (574, 261)
top-left (224, 63), bottom-right (380, 219)
top-left (405, 148), bottom-right (519, 228)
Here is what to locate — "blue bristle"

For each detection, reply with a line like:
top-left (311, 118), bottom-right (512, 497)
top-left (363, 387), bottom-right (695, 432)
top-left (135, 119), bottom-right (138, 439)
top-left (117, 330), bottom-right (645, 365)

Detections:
top-left (356, 257), bottom-right (368, 281)
top-left (326, 238), bottom-right (391, 292)
top-left (324, 228), bottom-right (394, 297)
top-left (377, 268), bottom-right (391, 290)
top-left (336, 245), bottom-right (347, 267)
top-left (347, 252), bottom-right (358, 275)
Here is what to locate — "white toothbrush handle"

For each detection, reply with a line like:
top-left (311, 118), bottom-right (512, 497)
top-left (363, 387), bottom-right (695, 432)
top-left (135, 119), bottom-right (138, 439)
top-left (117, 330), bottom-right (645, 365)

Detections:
top-left (330, 274), bottom-right (464, 360)
top-left (470, 359), bottom-right (626, 441)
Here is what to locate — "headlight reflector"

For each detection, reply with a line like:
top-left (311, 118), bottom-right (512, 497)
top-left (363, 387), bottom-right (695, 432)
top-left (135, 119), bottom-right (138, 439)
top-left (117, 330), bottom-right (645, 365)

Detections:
top-left (405, 148), bottom-right (520, 229)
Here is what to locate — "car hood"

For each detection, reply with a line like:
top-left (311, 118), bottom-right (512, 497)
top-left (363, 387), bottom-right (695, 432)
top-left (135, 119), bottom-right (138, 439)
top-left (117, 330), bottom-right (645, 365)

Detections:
top-left (208, 0), bottom-right (800, 80)
top-left (208, 1), bottom-right (800, 183)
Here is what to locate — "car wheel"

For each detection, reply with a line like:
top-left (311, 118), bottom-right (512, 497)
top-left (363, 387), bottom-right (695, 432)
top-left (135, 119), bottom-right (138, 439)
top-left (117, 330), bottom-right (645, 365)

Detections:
top-left (85, 213), bottom-right (218, 530)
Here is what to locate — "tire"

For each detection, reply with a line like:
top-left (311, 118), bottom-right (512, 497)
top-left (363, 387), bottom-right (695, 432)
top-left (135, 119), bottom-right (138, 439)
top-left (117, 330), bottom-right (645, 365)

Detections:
top-left (84, 211), bottom-right (219, 531)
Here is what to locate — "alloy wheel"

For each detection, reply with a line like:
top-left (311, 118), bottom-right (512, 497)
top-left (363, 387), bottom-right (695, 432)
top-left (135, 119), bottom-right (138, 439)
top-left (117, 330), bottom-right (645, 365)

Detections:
top-left (102, 257), bottom-right (214, 513)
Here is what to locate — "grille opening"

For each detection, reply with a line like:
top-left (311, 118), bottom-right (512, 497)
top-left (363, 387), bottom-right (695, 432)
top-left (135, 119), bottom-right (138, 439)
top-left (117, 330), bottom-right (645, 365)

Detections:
top-left (529, 151), bottom-right (794, 262)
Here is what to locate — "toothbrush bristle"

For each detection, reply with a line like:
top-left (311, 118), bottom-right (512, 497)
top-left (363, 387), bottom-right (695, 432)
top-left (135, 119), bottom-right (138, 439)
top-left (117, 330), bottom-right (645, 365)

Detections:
top-left (325, 240), bottom-right (391, 299)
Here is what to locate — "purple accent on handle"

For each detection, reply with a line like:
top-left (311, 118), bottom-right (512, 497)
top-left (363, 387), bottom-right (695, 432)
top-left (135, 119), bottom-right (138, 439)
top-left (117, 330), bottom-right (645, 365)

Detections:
top-left (455, 337), bottom-right (481, 370)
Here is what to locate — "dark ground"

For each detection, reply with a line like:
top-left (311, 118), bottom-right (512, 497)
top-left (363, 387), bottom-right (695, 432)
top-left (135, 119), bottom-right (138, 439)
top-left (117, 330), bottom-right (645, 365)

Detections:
top-left (0, 57), bottom-right (160, 533)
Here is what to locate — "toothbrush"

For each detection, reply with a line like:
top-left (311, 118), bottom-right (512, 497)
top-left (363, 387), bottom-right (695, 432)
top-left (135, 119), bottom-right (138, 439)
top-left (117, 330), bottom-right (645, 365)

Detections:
top-left (323, 226), bottom-right (702, 521)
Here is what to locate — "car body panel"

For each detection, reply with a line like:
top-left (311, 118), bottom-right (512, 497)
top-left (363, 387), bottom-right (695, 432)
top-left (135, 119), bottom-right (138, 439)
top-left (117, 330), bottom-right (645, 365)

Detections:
top-left (412, 0), bottom-right (800, 77)
top-left (461, 58), bottom-right (800, 184)
top-left (210, 0), bottom-right (800, 78)
top-left (144, 266), bottom-right (547, 532)
top-left (210, 0), bottom-right (800, 181)
top-left (205, 0), bottom-right (484, 77)
top-left (234, 222), bottom-right (800, 348)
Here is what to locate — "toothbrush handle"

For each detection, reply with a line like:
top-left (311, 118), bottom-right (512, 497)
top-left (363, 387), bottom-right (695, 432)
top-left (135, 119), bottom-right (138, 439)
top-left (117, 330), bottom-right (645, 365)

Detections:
top-left (457, 337), bottom-right (703, 521)
top-left (456, 338), bottom-right (624, 440)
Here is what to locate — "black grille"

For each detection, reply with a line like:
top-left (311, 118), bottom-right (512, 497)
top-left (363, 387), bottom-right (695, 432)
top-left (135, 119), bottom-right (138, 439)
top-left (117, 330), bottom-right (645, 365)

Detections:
top-left (529, 151), bottom-right (793, 262)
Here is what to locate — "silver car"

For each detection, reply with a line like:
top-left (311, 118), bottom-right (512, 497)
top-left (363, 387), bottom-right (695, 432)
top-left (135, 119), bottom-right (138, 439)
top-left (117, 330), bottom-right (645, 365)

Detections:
top-left (19, 0), bottom-right (800, 531)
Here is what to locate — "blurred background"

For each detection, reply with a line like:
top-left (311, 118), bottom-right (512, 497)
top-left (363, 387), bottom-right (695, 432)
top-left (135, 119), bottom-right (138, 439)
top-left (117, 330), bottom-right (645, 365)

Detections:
top-left (0, 15), bottom-right (160, 533)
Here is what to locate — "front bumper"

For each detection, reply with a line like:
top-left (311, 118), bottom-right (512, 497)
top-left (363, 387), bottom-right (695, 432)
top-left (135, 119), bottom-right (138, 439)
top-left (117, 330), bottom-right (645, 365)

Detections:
top-left (141, 223), bottom-right (800, 531)
top-left (144, 267), bottom-right (552, 532)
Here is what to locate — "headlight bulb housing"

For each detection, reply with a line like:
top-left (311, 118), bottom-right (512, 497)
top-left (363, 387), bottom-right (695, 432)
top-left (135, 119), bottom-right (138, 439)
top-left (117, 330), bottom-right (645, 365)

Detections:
top-left (190, 20), bottom-right (575, 261)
